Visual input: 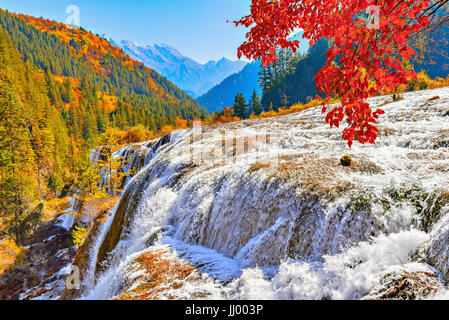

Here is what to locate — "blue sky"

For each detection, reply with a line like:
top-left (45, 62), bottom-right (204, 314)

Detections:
top-left (0, 0), bottom-right (252, 63)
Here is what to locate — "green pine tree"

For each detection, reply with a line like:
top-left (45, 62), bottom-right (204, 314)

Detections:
top-left (251, 89), bottom-right (262, 115)
top-left (232, 93), bottom-right (248, 119)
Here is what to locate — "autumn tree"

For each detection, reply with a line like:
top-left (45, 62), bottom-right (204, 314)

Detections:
top-left (124, 125), bottom-right (154, 143)
top-left (210, 107), bottom-right (240, 124)
top-left (235, 0), bottom-right (445, 147)
top-left (73, 161), bottom-right (107, 226)
top-left (91, 127), bottom-right (135, 197)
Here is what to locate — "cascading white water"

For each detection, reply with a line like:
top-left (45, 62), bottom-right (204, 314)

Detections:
top-left (80, 87), bottom-right (449, 300)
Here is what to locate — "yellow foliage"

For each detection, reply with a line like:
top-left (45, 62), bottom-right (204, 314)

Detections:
top-left (103, 127), bottom-right (126, 144)
top-left (250, 97), bottom-right (325, 120)
top-left (0, 239), bottom-right (23, 276)
top-left (124, 125), bottom-right (155, 143)
top-left (407, 71), bottom-right (432, 91)
top-left (427, 76), bottom-right (449, 89)
top-left (71, 226), bottom-right (88, 248)
top-left (99, 93), bottom-right (118, 112)
top-left (12, 12), bottom-right (140, 75)
top-left (208, 107), bottom-right (240, 124)
top-left (43, 196), bottom-right (72, 221)
top-left (94, 196), bottom-right (120, 214)
top-left (159, 125), bottom-right (175, 136)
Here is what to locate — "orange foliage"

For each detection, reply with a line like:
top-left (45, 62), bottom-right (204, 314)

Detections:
top-left (147, 75), bottom-right (169, 102)
top-left (416, 73), bottom-right (449, 90)
top-left (208, 107), bottom-right (240, 125)
top-left (124, 125), bottom-right (155, 143)
top-left (159, 125), bottom-right (175, 137)
top-left (103, 127), bottom-right (127, 144)
top-left (206, 74), bottom-right (449, 126)
top-left (0, 240), bottom-right (23, 277)
top-left (94, 196), bottom-right (120, 215)
top-left (43, 196), bottom-right (72, 221)
top-left (206, 99), bottom-right (325, 125)
top-left (252, 98), bottom-right (325, 120)
top-left (174, 116), bottom-right (188, 129)
top-left (99, 93), bottom-right (118, 113)
top-left (12, 12), bottom-right (139, 76)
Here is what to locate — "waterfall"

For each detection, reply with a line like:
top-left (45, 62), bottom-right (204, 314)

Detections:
top-left (76, 87), bottom-right (448, 300)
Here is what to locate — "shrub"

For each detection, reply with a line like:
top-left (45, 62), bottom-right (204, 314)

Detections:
top-left (71, 225), bottom-right (88, 248)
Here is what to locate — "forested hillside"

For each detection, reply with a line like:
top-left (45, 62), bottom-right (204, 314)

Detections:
top-left (414, 21), bottom-right (449, 79)
top-left (0, 9), bottom-right (207, 131)
top-left (197, 32), bottom-right (309, 112)
top-left (0, 26), bottom-right (71, 241)
top-left (0, 9), bottom-right (207, 243)
top-left (259, 38), bottom-right (330, 110)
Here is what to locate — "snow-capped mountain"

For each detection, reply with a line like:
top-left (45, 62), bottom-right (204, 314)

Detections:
top-left (110, 39), bottom-right (247, 97)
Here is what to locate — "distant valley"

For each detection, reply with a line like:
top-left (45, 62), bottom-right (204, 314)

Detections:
top-left (198, 31), bottom-right (310, 112)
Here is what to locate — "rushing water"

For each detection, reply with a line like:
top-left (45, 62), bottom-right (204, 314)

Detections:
top-left (80, 87), bottom-right (449, 300)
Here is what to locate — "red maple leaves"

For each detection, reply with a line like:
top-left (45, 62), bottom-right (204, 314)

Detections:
top-left (235, 0), bottom-right (431, 147)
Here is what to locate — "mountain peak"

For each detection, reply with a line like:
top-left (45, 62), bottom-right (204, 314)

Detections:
top-left (112, 41), bottom-right (247, 97)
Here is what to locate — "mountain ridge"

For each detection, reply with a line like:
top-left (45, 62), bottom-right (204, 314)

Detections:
top-left (111, 39), bottom-right (247, 97)
top-left (0, 9), bottom-right (207, 119)
top-left (197, 31), bottom-right (310, 112)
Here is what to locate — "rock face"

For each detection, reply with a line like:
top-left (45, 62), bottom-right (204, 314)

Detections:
top-left (0, 218), bottom-right (75, 300)
top-left (427, 205), bottom-right (449, 285)
top-left (61, 138), bottom-right (173, 300)
top-left (94, 135), bottom-right (175, 276)
top-left (63, 88), bottom-right (449, 299)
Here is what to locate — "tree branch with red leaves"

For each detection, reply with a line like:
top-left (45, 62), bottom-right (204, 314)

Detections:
top-left (235, 0), bottom-right (439, 147)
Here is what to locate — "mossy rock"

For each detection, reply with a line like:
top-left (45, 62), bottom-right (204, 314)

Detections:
top-left (385, 186), bottom-right (449, 232)
top-left (340, 155), bottom-right (352, 167)
top-left (365, 271), bottom-right (445, 300)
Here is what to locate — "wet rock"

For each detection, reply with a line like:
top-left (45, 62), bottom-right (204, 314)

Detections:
top-left (61, 211), bottom-right (109, 300)
top-left (365, 271), bottom-right (445, 300)
top-left (95, 161), bottom-right (196, 277)
top-left (0, 218), bottom-right (75, 300)
top-left (427, 210), bottom-right (449, 285)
